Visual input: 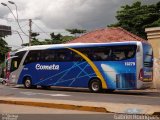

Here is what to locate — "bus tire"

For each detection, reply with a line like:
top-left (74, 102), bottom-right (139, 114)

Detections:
top-left (24, 77), bottom-right (32, 89)
top-left (89, 79), bottom-right (102, 93)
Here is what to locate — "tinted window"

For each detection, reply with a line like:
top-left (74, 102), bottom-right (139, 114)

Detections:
top-left (24, 50), bottom-right (56, 64)
top-left (24, 49), bottom-right (73, 64)
top-left (143, 44), bottom-right (153, 67)
top-left (11, 51), bottom-right (26, 72)
top-left (110, 45), bottom-right (136, 61)
top-left (55, 49), bottom-right (73, 62)
top-left (74, 45), bottom-right (136, 61)
top-left (23, 45), bottom-right (137, 64)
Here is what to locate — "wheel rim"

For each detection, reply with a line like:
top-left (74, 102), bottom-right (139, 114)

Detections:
top-left (91, 81), bottom-right (99, 91)
top-left (25, 79), bottom-right (31, 88)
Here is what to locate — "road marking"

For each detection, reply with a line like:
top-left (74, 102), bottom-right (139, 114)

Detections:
top-left (20, 92), bottom-right (70, 97)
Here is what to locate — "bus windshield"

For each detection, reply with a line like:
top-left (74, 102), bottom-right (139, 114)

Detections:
top-left (143, 44), bottom-right (153, 68)
top-left (10, 51), bottom-right (26, 72)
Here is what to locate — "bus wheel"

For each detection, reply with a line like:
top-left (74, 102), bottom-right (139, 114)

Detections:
top-left (24, 77), bottom-right (32, 89)
top-left (89, 79), bottom-right (102, 93)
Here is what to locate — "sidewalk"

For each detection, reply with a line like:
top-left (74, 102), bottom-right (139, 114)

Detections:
top-left (0, 96), bottom-right (160, 115)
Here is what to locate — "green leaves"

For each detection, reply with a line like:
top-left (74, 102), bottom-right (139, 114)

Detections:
top-left (66, 29), bottom-right (86, 37)
top-left (0, 37), bottom-right (10, 64)
top-left (22, 34), bottom-right (75, 46)
top-left (109, 1), bottom-right (160, 39)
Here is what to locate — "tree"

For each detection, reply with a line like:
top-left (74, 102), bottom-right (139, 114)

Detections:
top-left (49, 32), bottom-right (63, 44)
top-left (22, 32), bottom-right (75, 46)
top-left (44, 33), bottom-right (75, 44)
top-left (22, 32), bottom-right (41, 46)
top-left (31, 32), bottom-right (43, 45)
top-left (61, 36), bottom-right (75, 43)
top-left (31, 32), bottom-right (40, 39)
top-left (0, 37), bottom-right (10, 63)
top-left (66, 28), bottom-right (86, 37)
top-left (109, 1), bottom-right (160, 39)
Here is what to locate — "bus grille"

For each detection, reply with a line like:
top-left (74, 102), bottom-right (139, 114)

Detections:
top-left (116, 73), bottom-right (136, 89)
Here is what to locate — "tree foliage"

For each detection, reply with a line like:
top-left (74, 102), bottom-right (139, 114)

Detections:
top-left (66, 28), bottom-right (86, 37)
top-left (49, 32), bottom-right (63, 44)
top-left (109, 1), bottom-right (160, 39)
top-left (22, 32), bottom-right (75, 46)
top-left (0, 37), bottom-right (10, 63)
top-left (31, 32), bottom-right (40, 39)
top-left (22, 32), bottom-right (40, 46)
top-left (45, 32), bottom-right (75, 44)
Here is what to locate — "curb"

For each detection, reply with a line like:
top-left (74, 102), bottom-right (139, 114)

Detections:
top-left (0, 98), bottom-right (160, 115)
top-left (0, 99), bottom-right (108, 113)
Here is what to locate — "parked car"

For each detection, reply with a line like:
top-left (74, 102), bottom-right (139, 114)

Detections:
top-left (0, 78), bottom-right (7, 85)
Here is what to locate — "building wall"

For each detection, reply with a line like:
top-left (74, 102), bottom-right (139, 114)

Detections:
top-left (145, 27), bottom-right (160, 89)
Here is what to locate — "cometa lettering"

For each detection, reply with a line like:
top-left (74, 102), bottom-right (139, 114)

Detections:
top-left (36, 64), bottom-right (59, 70)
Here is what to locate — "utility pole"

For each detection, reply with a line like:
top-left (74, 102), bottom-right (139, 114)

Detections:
top-left (29, 19), bottom-right (32, 46)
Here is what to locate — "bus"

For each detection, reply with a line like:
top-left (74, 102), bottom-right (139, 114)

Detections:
top-left (6, 41), bottom-right (153, 92)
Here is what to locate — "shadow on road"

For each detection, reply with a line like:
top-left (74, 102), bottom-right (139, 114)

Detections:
top-left (14, 85), bottom-right (160, 97)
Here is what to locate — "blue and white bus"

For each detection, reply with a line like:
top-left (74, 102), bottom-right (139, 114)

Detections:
top-left (7, 41), bottom-right (153, 92)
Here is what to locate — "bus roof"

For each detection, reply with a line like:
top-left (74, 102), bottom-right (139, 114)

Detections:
top-left (17, 41), bottom-right (145, 52)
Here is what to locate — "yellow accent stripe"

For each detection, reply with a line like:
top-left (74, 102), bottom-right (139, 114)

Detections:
top-left (68, 48), bottom-right (107, 89)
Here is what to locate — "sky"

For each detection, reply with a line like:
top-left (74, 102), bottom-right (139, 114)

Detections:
top-left (0, 0), bottom-right (159, 49)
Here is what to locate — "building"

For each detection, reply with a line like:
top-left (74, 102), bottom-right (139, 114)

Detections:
top-left (0, 25), bottom-right (11, 37)
top-left (67, 27), bottom-right (145, 43)
top-left (145, 27), bottom-right (160, 89)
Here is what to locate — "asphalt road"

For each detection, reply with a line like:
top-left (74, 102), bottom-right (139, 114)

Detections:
top-left (0, 85), bottom-right (160, 105)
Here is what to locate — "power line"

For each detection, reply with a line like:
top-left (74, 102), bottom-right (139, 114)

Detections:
top-left (29, 19), bottom-right (32, 46)
top-left (32, 21), bottom-right (70, 35)
top-left (32, 31), bottom-right (70, 34)
top-left (13, 32), bottom-right (26, 36)
top-left (13, 22), bottom-right (28, 31)
top-left (0, 17), bottom-right (32, 21)
top-left (1, 3), bottom-right (29, 37)
top-left (12, 29), bottom-right (28, 34)
top-left (32, 21), bottom-right (50, 37)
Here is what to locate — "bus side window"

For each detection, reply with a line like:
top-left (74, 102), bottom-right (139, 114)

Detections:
top-left (24, 51), bottom-right (37, 64)
top-left (127, 50), bottom-right (134, 58)
top-left (47, 50), bottom-right (56, 61)
top-left (72, 53), bottom-right (83, 61)
top-left (91, 47), bottom-right (111, 61)
top-left (109, 46), bottom-right (136, 61)
top-left (55, 49), bottom-right (72, 62)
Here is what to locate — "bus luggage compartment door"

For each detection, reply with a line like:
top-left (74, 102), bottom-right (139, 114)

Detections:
top-left (116, 73), bottom-right (136, 89)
